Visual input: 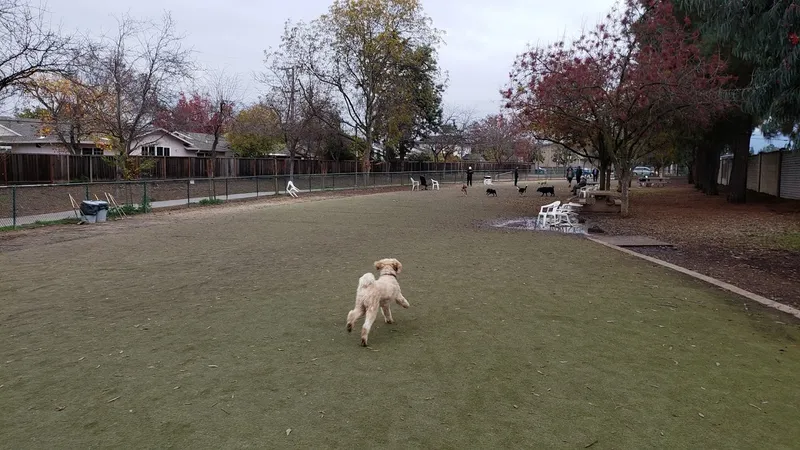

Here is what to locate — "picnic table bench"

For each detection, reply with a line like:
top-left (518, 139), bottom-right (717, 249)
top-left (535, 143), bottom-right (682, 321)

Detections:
top-left (579, 189), bottom-right (623, 213)
top-left (638, 177), bottom-right (667, 187)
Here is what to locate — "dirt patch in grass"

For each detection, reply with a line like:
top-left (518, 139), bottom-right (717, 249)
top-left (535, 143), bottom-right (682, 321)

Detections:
top-left (1, 182), bottom-right (799, 448)
top-left (587, 184), bottom-right (800, 309)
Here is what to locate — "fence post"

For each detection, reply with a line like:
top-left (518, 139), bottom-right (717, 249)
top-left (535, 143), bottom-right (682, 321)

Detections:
top-left (308, 173), bottom-right (312, 192)
top-left (187, 179), bottom-right (191, 206)
top-left (142, 181), bottom-right (148, 212)
top-left (11, 185), bottom-right (16, 228)
top-left (226, 177), bottom-right (229, 200)
top-left (84, 184), bottom-right (89, 200)
top-left (256, 176), bottom-right (259, 197)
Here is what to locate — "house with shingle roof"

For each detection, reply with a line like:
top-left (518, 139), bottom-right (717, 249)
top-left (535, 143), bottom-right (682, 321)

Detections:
top-left (0, 117), bottom-right (233, 157)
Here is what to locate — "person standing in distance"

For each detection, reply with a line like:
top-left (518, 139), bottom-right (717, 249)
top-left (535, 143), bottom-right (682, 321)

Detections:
top-left (513, 166), bottom-right (519, 186)
top-left (466, 166), bottom-right (474, 186)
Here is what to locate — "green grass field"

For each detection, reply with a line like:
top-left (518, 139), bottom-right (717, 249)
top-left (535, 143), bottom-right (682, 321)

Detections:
top-left (1, 183), bottom-right (798, 449)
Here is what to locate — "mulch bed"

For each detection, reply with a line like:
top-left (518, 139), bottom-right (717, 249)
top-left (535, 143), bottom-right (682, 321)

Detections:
top-left (586, 184), bottom-right (800, 309)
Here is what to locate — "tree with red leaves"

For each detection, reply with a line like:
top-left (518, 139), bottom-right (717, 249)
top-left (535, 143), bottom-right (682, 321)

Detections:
top-left (156, 72), bottom-right (238, 180)
top-left (503, 0), bottom-right (731, 216)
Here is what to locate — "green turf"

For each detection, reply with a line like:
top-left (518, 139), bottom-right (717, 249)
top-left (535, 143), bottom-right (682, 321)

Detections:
top-left (1, 184), bottom-right (798, 449)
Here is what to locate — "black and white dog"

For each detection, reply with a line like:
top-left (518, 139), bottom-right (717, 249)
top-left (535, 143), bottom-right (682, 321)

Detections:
top-left (485, 188), bottom-right (498, 197)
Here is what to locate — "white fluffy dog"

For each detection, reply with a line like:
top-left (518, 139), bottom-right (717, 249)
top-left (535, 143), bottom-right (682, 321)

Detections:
top-left (346, 258), bottom-right (410, 346)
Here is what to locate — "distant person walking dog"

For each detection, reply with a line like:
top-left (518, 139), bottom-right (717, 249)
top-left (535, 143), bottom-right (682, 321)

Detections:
top-left (513, 167), bottom-right (519, 186)
top-left (592, 167), bottom-right (599, 182)
top-left (466, 166), bottom-right (474, 186)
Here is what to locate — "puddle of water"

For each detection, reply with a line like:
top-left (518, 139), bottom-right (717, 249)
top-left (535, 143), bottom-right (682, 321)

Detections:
top-left (490, 217), bottom-right (587, 234)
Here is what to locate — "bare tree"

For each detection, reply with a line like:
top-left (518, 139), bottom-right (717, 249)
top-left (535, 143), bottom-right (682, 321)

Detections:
top-left (203, 70), bottom-right (240, 168)
top-left (259, 22), bottom-right (341, 178)
top-left (0, 0), bottom-right (71, 102)
top-left (80, 13), bottom-right (193, 179)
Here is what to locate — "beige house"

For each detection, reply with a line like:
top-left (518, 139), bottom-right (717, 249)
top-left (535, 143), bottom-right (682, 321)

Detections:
top-left (0, 117), bottom-right (233, 157)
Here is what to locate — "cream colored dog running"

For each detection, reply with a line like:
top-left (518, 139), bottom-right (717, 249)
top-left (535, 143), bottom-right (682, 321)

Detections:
top-left (346, 258), bottom-right (410, 346)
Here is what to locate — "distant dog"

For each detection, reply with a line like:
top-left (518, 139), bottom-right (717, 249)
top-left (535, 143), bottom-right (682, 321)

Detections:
top-left (346, 258), bottom-right (410, 347)
top-left (536, 186), bottom-right (555, 196)
top-left (518, 185), bottom-right (528, 195)
top-left (461, 184), bottom-right (468, 195)
top-left (486, 188), bottom-right (497, 196)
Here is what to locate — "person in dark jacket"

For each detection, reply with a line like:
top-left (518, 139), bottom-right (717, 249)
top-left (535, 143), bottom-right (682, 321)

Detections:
top-left (575, 166), bottom-right (583, 183)
top-left (592, 167), bottom-right (599, 182)
top-left (466, 166), bottom-right (474, 186)
top-left (566, 166), bottom-right (574, 186)
top-left (513, 167), bottom-right (519, 186)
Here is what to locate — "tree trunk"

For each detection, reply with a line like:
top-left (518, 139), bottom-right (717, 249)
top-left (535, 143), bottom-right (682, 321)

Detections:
top-left (704, 141), bottom-right (721, 195)
top-left (599, 158), bottom-right (610, 190)
top-left (620, 169), bottom-right (632, 217)
top-left (726, 113), bottom-right (755, 203)
top-left (694, 146), bottom-right (705, 191)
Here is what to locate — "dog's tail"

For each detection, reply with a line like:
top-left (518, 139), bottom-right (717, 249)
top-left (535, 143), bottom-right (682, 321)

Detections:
top-left (358, 273), bottom-right (376, 290)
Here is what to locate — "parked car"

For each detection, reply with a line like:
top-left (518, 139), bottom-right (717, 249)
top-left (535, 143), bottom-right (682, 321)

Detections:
top-left (632, 166), bottom-right (653, 177)
top-left (533, 167), bottom-right (547, 174)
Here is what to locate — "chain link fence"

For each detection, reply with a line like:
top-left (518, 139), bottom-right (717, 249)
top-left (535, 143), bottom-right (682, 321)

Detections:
top-left (0, 169), bottom-right (554, 229)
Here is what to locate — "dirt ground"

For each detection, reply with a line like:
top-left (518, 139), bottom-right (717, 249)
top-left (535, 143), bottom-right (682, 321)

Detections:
top-left (587, 183), bottom-right (800, 309)
top-left (1, 181), bottom-right (799, 448)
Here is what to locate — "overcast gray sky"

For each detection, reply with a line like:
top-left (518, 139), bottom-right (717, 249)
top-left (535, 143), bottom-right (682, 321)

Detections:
top-left (44, 0), bottom-right (616, 117)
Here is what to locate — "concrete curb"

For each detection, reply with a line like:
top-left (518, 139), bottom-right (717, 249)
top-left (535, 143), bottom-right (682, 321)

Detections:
top-left (585, 236), bottom-right (800, 320)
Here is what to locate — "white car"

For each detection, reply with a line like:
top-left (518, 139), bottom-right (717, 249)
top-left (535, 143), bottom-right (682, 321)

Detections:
top-left (632, 166), bottom-right (653, 177)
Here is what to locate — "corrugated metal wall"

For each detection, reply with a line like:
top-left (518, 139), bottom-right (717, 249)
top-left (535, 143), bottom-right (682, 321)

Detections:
top-left (780, 151), bottom-right (800, 200)
top-left (717, 157), bottom-right (732, 184)
top-left (759, 152), bottom-right (780, 196)
top-left (746, 157), bottom-right (760, 191)
top-left (718, 150), bottom-right (800, 200)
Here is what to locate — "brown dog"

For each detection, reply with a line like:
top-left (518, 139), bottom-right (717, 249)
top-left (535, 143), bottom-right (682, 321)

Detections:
top-left (346, 258), bottom-right (410, 346)
top-left (461, 184), bottom-right (468, 195)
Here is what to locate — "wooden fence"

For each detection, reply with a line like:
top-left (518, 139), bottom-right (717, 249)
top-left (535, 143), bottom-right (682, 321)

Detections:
top-left (0, 154), bottom-right (523, 184)
top-left (717, 150), bottom-right (800, 200)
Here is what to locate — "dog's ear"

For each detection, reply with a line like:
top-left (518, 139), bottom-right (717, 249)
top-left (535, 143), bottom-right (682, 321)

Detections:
top-left (374, 260), bottom-right (385, 270)
top-left (392, 260), bottom-right (402, 273)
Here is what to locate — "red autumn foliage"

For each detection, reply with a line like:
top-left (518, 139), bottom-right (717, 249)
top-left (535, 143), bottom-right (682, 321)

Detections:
top-left (155, 92), bottom-right (234, 134)
top-left (502, 0), bottom-right (732, 215)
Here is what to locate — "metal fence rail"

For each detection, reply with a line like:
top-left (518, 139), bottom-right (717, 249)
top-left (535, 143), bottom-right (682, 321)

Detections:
top-left (0, 169), bottom-right (556, 228)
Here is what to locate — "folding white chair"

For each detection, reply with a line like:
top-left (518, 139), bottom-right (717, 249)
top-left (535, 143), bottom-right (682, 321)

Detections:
top-left (286, 180), bottom-right (300, 198)
top-left (551, 202), bottom-right (582, 232)
top-left (430, 179), bottom-right (440, 190)
top-left (410, 177), bottom-right (420, 191)
top-left (536, 200), bottom-right (561, 228)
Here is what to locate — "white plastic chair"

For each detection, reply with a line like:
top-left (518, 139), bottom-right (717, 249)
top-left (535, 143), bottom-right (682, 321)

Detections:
top-left (536, 200), bottom-right (561, 228)
top-left (286, 180), bottom-right (300, 198)
top-left (578, 184), bottom-right (599, 200)
top-left (483, 176), bottom-right (493, 185)
top-left (410, 177), bottom-right (420, 191)
top-left (551, 203), bottom-right (582, 232)
top-left (430, 179), bottom-right (440, 190)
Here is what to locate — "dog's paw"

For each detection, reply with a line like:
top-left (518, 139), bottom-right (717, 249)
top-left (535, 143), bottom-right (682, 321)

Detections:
top-left (360, 339), bottom-right (368, 347)
top-left (346, 323), bottom-right (352, 332)
top-left (385, 319), bottom-right (394, 324)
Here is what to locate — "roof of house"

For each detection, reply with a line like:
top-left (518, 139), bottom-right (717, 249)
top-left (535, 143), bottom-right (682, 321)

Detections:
top-left (0, 117), bottom-right (66, 144)
top-left (169, 131), bottom-right (231, 152)
top-left (0, 117), bottom-right (232, 152)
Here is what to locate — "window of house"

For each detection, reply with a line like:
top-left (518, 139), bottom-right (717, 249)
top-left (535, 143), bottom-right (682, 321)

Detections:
top-left (80, 148), bottom-right (103, 155)
top-left (141, 146), bottom-right (170, 156)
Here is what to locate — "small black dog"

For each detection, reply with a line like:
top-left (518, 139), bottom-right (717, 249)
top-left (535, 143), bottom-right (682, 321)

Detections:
top-left (536, 186), bottom-right (555, 196)
top-left (518, 185), bottom-right (528, 195)
top-left (486, 188), bottom-right (497, 197)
